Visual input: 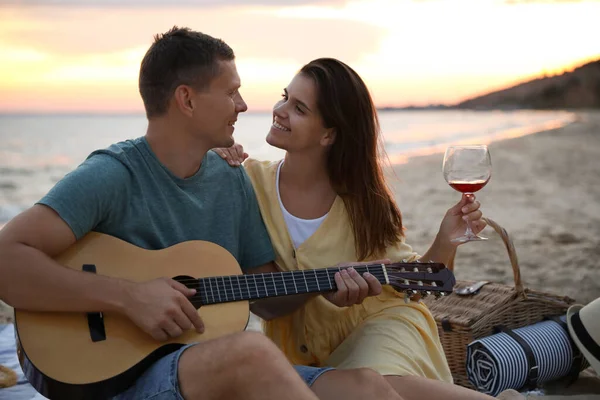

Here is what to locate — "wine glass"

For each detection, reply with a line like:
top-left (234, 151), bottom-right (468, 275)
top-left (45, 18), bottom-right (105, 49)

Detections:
top-left (442, 145), bottom-right (492, 243)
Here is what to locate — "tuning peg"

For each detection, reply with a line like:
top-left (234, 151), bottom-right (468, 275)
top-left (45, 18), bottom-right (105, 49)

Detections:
top-left (404, 292), bottom-right (411, 304)
top-left (434, 292), bottom-right (442, 299)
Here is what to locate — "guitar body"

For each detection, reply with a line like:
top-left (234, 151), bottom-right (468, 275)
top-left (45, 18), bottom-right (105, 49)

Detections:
top-left (14, 232), bottom-right (250, 399)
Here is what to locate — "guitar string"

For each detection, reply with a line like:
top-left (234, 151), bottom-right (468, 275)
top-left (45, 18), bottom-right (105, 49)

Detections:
top-left (169, 267), bottom-right (443, 285)
top-left (185, 276), bottom-right (445, 304)
top-left (173, 276), bottom-right (443, 289)
top-left (171, 271), bottom-right (442, 287)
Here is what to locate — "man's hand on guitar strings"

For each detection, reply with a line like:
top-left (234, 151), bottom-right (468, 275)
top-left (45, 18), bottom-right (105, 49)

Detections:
top-left (123, 278), bottom-right (205, 342)
top-left (323, 259), bottom-right (389, 307)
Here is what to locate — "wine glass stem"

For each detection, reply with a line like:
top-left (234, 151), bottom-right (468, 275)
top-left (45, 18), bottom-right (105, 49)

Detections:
top-left (464, 192), bottom-right (475, 237)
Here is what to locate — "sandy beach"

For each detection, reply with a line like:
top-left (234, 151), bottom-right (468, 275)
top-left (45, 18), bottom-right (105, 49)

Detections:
top-left (388, 110), bottom-right (600, 305)
top-left (1, 111), bottom-right (599, 399)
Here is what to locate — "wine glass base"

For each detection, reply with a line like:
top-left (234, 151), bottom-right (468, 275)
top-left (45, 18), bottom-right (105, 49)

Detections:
top-left (451, 235), bottom-right (488, 243)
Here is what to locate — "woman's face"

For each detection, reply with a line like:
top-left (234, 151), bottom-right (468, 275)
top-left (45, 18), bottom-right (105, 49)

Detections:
top-left (266, 73), bottom-right (334, 153)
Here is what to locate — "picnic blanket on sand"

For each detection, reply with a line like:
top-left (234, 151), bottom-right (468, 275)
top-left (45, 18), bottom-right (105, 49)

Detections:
top-left (0, 323), bottom-right (47, 400)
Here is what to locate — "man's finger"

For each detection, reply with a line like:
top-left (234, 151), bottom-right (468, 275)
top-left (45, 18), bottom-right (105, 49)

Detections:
top-left (151, 328), bottom-right (169, 342)
top-left (161, 319), bottom-right (183, 338)
top-left (171, 308), bottom-right (193, 331)
top-left (169, 279), bottom-right (196, 297)
top-left (179, 296), bottom-right (205, 333)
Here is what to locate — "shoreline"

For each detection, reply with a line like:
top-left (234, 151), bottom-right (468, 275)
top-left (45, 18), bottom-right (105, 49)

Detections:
top-left (386, 111), bottom-right (578, 165)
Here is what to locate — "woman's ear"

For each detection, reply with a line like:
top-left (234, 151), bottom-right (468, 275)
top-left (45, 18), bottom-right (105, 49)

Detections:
top-left (321, 128), bottom-right (337, 146)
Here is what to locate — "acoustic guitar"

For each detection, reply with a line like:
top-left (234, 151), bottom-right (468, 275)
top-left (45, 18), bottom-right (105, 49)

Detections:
top-left (14, 232), bottom-right (455, 399)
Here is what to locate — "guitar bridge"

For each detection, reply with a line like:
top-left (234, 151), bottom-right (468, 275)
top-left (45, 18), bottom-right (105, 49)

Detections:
top-left (82, 264), bottom-right (107, 342)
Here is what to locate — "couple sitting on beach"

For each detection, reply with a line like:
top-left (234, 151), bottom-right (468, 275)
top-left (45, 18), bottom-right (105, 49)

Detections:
top-left (0, 27), bottom-right (491, 400)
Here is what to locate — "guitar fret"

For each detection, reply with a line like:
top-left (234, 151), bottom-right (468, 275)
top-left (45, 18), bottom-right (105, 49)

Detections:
top-left (262, 274), bottom-right (268, 296)
top-left (253, 275), bottom-right (259, 298)
top-left (291, 271), bottom-right (298, 293)
top-left (209, 278), bottom-right (215, 304)
top-left (313, 270), bottom-right (320, 291)
top-left (282, 272), bottom-right (288, 295)
top-left (216, 277), bottom-right (222, 302)
top-left (221, 277), bottom-right (227, 302)
top-left (235, 275), bottom-right (241, 301)
top-left (325, 268), bottom-right (332, 289)
top-left (202, 279), bottom-right (208, 305)
top-left (302, 271), bottom-right (309, 292)
top-left (271, 272), bottom-right (278, 296)
top-left (245, 276), bottom-right (251, 299)
top-left (228, 276), bottom-right (235, 301)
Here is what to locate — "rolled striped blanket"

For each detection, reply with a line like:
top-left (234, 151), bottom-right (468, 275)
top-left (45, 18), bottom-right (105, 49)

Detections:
top-left (466, 316), bottom-right (588, 396)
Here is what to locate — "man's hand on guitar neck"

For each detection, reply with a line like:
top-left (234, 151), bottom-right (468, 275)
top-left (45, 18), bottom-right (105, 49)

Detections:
top-left (123, 278), bottom-right (205, 342)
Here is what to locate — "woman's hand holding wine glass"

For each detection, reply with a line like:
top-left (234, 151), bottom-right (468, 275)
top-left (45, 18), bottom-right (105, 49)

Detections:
top-left (441, 145), bottom-right (492, 244)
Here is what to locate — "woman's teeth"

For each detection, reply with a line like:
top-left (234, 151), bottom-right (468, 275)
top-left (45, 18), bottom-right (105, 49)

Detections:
top-left (273, 121), bottom-right (290, 131)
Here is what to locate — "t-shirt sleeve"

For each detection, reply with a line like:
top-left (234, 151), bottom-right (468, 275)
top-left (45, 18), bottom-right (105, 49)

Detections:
top-left (36, 153), bottom-right (131, 240)
top-left (237, 167), bottom-right (275, 270)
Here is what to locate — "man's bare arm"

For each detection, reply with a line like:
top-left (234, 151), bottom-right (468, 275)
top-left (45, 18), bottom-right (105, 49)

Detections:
top-left (0, 205), bottom-right (205, 341)
top-left (0, 204), bottom-right (131, 313)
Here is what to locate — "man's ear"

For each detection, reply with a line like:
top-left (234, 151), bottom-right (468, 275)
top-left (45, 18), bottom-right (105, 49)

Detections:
top-left (174, 85), bottom-right (195, 116)
top-left (321, 128), bottom-right (337, 146)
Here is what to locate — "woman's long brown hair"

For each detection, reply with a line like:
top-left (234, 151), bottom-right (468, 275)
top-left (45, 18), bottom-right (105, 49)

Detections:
top-left (300, 58), bottom-right (404, 260)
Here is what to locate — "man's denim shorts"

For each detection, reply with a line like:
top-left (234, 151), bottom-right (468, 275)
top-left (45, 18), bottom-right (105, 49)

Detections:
top-left (113, 343), bottom-right (333, 400)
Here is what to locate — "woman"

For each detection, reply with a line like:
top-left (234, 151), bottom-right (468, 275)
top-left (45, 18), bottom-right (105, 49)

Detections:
top-left (216, 58), bottom-right (491, 400)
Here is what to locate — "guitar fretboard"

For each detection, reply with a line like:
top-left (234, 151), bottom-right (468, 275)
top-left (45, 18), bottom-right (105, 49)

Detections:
top-left (196, 265), bottom-right (388, 306)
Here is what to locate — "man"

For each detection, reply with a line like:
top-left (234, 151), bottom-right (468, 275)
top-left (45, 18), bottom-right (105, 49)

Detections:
top-left (0, 27), bottom-right (396, 400)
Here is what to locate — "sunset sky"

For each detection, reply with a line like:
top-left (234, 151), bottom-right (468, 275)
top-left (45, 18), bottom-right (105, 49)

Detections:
top-left (1, 0), bottom-right (599, 113)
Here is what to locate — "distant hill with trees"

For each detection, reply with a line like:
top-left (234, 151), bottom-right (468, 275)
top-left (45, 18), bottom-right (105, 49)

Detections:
top-left (382, 58), bottom-right (600, 111)
top-left (455, 59), bottom-right (600, 110)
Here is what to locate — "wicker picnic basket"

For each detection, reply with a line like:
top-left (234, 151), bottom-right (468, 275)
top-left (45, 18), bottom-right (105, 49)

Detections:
top-left (423, 217), bottom-right (577, 389)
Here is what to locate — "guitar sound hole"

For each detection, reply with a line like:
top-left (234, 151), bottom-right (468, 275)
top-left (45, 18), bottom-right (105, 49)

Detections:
top-left (173, 275), bottom-right (199, 291)
top-left (172, 275), bottom-right (202, 308)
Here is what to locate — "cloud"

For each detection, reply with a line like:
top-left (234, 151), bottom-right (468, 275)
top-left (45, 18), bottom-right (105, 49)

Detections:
top-left (0, 0), bottom-right (344, 6)
top-left (0, 5), bottom-right (385, 66)
top-left (504, 0), bottom-right (589, 3)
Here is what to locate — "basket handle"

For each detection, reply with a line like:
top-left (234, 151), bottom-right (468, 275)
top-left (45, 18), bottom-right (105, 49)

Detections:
top-left (446, 217), bottom-right (525, 296)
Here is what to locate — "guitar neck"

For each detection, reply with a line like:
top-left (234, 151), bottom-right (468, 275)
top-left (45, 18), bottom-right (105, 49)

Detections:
top-left (196, 265), bottom-right (388, 306)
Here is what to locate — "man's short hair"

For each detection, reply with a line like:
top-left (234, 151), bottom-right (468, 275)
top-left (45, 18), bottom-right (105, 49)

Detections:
top-left (139, 26), bottom-right (235, 118)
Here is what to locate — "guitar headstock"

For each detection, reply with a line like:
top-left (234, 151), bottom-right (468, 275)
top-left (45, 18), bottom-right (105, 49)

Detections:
top-left (385, 262), bottom-right (455, 298)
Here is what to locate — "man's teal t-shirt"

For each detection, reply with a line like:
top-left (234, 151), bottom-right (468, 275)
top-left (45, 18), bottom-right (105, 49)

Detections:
top-left (38, 137), bottom-right (274, 271)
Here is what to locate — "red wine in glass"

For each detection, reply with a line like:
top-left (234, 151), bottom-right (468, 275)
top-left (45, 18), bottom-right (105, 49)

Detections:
top-left (448, 179), bottom-right (489, 194)
top-left (443, 145), bottom-right (492, 243)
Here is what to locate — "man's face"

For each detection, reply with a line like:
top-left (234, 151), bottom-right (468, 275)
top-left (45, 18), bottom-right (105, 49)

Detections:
top-left (190, 60), bottom-right (248, 148)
